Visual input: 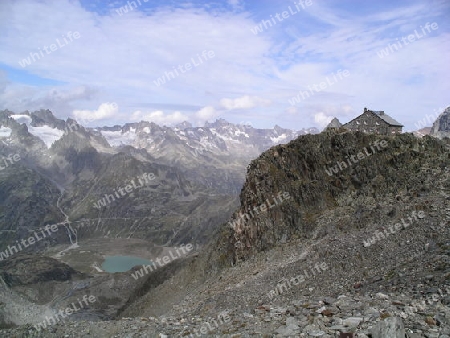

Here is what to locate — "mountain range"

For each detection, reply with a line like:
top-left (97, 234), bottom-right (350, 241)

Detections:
top-left (0, 108), bottom-right (318, 253)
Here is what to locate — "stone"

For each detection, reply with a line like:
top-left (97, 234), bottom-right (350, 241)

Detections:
top-left (370, 317), bottom-right (405, 338)
top-left (275, 324), bottom-right (299, 337)
top-left (406, 333), bottom-right (423, 338)
top-left (343, 317), bottom-right (363, 328)
top-left (375, 292), bottom-right (389, 300)
top-left (285, 317), bottom-right (299, 328)
top-left (316, 306), bottom-right (327, 313)
top-left (425, 317), bottom-right (436, 326)
top-left (321, 309), bottom-right (334, 317)
top-left (329, 325), bottom-right (347, 331)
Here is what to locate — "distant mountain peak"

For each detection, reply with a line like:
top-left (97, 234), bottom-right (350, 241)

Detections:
top-left (204, 118), bottom-right (231, 128)
top-left (175, 121), bottom-right (193, 129)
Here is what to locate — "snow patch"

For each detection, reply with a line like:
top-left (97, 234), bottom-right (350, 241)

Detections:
top-left (11, 114), bottom-right (32, 125)
top-left (29, 126), bottom-right (64, 148)
top-left (234, 130), bottom-right (249, 138)
top-left (0, 126), bottom-right (12, 137)
top-left (11, 114), bottom-right (64, 147)
top-left (270, 133), bottom-right (287, 144)
top-left (101, 130), bottom-right (136, 147)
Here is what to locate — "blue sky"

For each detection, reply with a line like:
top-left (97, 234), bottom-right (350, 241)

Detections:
top-left (0, 0), bottom-right (449, 131)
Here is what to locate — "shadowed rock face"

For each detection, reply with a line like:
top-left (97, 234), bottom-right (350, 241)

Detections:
top-left (0, 255), bottom-right (78, 286)
top-left (212, 131), bottom-right (449, 265)
top-left (430, 106), bottom-right (450, 139)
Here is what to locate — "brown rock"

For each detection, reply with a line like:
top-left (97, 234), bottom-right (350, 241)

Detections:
top-left (321, 309), bottom-right (334, 317)
top-left (425, 316), bottom-right (436, 326)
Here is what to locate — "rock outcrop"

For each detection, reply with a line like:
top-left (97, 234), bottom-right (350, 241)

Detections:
top-left (0, 255), bottom-right (78, 287)
top-left (218, 130), bottom-right (449, 264)
top-left (430, 106), bottom-right (450, 139)
top-left (326, 117), bottom-right (342, 129)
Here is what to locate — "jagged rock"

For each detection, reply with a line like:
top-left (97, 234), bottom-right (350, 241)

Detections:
top-left (220, 131), bottom-right (449, 264)
top-left (430, 107), bottom-right (450, 139)
top-left (326, 117), bottom-right (343, 129)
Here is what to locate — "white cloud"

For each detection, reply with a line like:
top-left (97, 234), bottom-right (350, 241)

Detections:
top-left (0, 0), bottom-right (448, 131)
top-left (73, 102), bottom-right (118, 122)
top-left (220, 95), bottom-right (272, 110)
top-left (130, 110), bottom-right (188, 126)
top-left (195, 106), bottom-right (217, 120)
top-left (314, 112), bottom-right (333, 129)
top-left (0, 84), bottom-right (97, 118)
top-left (227, 0), bottom-right (244, 11)
top-left (285, 106), bottom-right (299, 115)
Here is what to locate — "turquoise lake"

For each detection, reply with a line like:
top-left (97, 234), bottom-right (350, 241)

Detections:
top-left (101, 255), bottom-right (153, 273)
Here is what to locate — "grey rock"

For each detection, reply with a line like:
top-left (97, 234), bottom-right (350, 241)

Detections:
top-left (430, 107), bottom-right (450, 139)
top-left (329, 325), bottom-right (347, 331)
top-left (371, 317), bottom-right (405, 338)
top-left (285, 317), bottom-right (299, 328)
top-left (326, 118), bottom-right (342, 129)
top-left (275, 324), bottom-right (299, 337)
top-left (406, 333), bottom-right (424, 338)
top-left (375, 292), bottom-right (389, 300)
top-left (343, 317), bottom-right (363, 328)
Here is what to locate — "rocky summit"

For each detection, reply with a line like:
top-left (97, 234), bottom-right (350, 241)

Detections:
top-left (1, 127), bottom-right (449, 337)
top-left (430, 107), bottom-right (450, 140)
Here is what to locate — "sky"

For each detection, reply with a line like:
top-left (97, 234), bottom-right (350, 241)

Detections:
top-left (0, 0), bottom-right (449, 131)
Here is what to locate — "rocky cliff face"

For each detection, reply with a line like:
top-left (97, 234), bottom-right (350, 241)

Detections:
top-left (430, 106), bottom-right (450, 139)
top-left (216, 130), bottom-right (450, 264)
